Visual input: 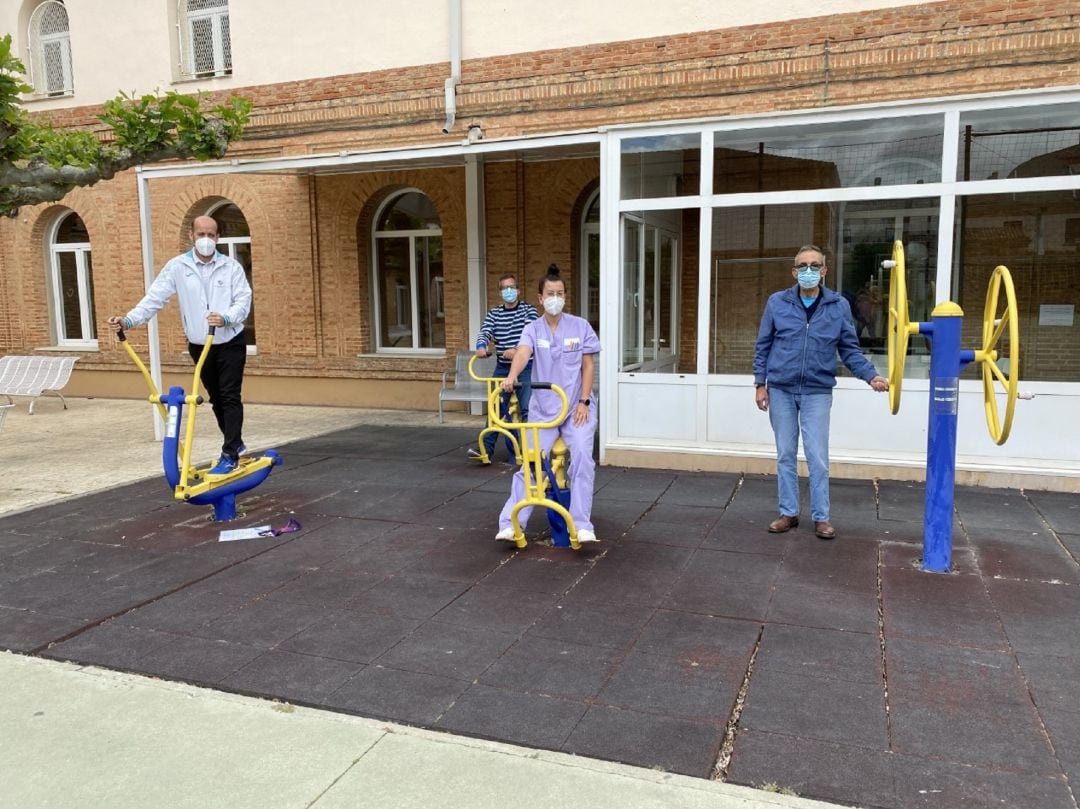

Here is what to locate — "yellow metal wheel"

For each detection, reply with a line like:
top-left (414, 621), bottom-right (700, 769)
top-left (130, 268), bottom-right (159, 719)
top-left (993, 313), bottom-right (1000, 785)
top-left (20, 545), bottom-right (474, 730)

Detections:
top-left (886, 240), bottom-right (910, 415)
top-left (979, 265), bottom-right (1019, 445)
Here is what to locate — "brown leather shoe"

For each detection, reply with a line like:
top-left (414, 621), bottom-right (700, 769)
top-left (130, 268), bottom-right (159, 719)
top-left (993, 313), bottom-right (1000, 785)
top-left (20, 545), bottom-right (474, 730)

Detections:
top-left (815, 521), bottom-right (836, 540)
top-left (768, 515), bottom-right (799, 533)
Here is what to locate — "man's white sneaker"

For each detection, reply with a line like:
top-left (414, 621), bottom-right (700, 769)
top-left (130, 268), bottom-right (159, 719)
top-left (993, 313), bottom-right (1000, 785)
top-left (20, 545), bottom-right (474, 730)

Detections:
top-left (495, 527), bottom-right (516, 542)
top-left (576, 529), bottom-right (599, 544)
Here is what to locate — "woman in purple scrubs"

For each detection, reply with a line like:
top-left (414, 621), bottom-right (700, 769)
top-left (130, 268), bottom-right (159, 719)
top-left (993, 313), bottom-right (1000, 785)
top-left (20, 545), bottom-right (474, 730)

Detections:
top-left (495, 264), bottom-right (601, 544)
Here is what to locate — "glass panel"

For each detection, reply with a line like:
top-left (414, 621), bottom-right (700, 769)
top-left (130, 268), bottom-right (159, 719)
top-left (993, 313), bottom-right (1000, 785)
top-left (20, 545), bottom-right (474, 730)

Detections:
top-left (643, 227), bottom-right (656, 353)
top-left (377, 192), bottom-right (442, 231)
top-left (620, 133), bottom-right (701, 199)
top-left (584, 193), bottom-right (600, 224)
top-left (836, 201), bottom-right (937, 377)
top-left (622, 213), bottom-right (686, 373)
top-left (955, 190), bottom-right (1080, 382)
top-left (84, 252), bottom-right (97, 340)
top-left (621, 219), bottom-right (642, 369)
top-left (957, 103), bottom-right (1080, 181)
top-left (376, 237), bottom-right (413, 348)
top-left (714, 115), bottom-right (943, 193)
top-left (418, 236), bottom-right (445, 348)
top-left (213, 203), bottom-right (250, 238)
top-left (188, 0), bottom-right (228, 10)
top-left (230, 241), bottom-right (256, 346)
top-left (709, 202), bottom-right (913, 376)
top-left (585, 231), bottom-right (600, 333)
top-left (57, 251), bottom-right (82, 342)
top-left (191, 16), bottom-right (216, 74)
top-left (55, 212), bottom-right (87, 243)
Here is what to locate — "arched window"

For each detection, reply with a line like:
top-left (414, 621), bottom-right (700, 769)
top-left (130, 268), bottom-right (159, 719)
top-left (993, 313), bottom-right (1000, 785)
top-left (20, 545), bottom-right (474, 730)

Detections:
top-left (208, 202), bottom-right (256, 351)
top-left (27, 1), bottom-right (73, 97)
top-left (49, 211), bottom-right (96, 345)
top-left (579, 188), bottom-right (601, 333)
top-left (371, 191), bottom-right (444, 351)
top-left (178, 0), bottom-right (231, 79)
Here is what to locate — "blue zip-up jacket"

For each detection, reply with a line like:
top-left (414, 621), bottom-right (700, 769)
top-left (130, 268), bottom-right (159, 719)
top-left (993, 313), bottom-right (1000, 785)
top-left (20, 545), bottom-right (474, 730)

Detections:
top-left (753, 284), bottom-right (879, 393)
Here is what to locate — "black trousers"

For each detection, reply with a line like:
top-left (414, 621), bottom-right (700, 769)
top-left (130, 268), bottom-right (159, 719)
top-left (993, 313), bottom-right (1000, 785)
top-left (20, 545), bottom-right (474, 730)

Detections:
top-left (188, 332), bottom-right (246, 459)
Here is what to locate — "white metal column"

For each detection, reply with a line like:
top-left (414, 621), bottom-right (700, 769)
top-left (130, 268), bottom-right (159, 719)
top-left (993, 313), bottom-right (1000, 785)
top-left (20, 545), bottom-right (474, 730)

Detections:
top-left (465, 153), bottom-right (487, 414)
top-left (136, 167), bottom-right (164, 440)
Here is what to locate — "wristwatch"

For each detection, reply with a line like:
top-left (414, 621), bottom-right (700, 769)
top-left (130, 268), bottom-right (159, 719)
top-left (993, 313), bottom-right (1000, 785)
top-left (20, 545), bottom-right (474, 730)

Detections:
top-left (579, 398), bottom-right (591, 406)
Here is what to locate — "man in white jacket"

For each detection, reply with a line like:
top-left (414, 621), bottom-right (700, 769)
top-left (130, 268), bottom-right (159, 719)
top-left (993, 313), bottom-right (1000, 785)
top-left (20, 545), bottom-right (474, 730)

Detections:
top-left (108, 215), bottom-right (252, 475)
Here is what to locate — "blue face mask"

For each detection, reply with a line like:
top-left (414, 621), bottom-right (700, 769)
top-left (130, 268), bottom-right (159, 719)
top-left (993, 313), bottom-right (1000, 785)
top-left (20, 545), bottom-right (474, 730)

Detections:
top-left (797, 267), bottom-right (822, 289)
top-left (500, 287), bottom-right (518, 304)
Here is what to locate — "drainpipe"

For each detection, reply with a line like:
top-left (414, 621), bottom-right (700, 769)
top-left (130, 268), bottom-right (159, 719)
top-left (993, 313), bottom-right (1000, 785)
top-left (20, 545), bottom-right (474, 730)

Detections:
top-left (441, 0), bottom-right (461, 134)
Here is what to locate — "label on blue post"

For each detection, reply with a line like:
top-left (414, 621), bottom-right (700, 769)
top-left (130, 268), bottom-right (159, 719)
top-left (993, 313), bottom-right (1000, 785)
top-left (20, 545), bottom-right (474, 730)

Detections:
top-left (167, 406), bottom-right (179, 438)
top-left (932, 377), bottom-right (959, 415)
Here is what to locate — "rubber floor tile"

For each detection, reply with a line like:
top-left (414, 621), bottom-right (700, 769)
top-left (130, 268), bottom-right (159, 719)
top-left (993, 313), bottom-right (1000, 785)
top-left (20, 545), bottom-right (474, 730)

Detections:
top-left (596, 651), bottom-right (740, 722)
top-left (765, 581), bottom-right (880, 634)
top-left (727, 728), bottom-right (896, 809)
top-left (890, 753), bottom-right (1075, 809)
top-left (880, 542), bottom-right (979, 575)
top-left (265, 568), bottom-right (384, 609)
top-left (278, 609), bottom-right (420, 663)
top-left (481, 552), bottom-right (597, 595)
top-left (525, 595), bottom-right (654, 650)
top-left (346, 575), bottom-right (469, 620)
top-left (398, 542), bottom-right (507, 583)
top-left (120, 589), bottom-right (251, 633)
top-left (433, 583), bottom-right (559, 635)
top-left (974, 541), bottom-right (1079, 584)
top-left (1016, 651), bottom-right (1080, 713)
top-left (223, 648), bottom-right (363, 703)
top-left (884, 602), bottom-right (1008, 650)
top-left (562, 704), bottom-right (722, 777)
top-left (739, 668), bottom-right (888, 750)
top-left (1024, 491), bottom-right (1080, 535)
top-left (885, 638), bottom-right (1031, 707)
top-left (1040, 708), bottom-right (1080, 783)
top-left (436, 683), bottom-right (588, 750)
top-left (953, 490), bottom-right (1045, 533)
top-left (889, 694), bottom-right (1059, 774)
top-left (755, 623), bottom-right (883, 685)
top-left (663, 570), bottom-right (774, 622)
top-left (881, 565), bottom-right (995, 609)
top-left (374, 619), bottom-right (517, 681)
top-left (188, 598), bottom-right (326, 648)
top-left (45, 622), bottom-right (182, 669)
top-left (657, 473), bottom-right (740, 508)
top-left (320, 664), bottom-right (470, 725)
top-left (632, 610), bottom-right (759, 670)
top-left (135, 634), bottom-right (265, 686)
top-left (479, 634), bottom-right (622, 701)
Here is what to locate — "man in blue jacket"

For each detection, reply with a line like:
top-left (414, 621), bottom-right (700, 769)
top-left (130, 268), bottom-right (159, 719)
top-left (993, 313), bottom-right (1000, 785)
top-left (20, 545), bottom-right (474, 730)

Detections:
top-left (753, 245), bottom-right (889, 540)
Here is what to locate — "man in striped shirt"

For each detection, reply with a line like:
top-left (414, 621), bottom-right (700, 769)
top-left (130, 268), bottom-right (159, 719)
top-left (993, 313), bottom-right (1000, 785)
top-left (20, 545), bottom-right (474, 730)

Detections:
top-left (470, 273), bottom-right (538, 463)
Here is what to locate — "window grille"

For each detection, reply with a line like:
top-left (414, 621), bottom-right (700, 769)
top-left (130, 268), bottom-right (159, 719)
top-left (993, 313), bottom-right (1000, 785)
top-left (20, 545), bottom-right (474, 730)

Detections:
top-left (27, 1), bottom-right (73, 97)
top-left (178, 0), bottom-right (232, 79)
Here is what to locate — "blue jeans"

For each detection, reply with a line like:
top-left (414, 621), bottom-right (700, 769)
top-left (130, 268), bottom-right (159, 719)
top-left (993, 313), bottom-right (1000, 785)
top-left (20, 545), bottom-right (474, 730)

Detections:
top-left (484, 362), bottom-right (532, 456)
top-left (768, 388), bottom-right (832, 522)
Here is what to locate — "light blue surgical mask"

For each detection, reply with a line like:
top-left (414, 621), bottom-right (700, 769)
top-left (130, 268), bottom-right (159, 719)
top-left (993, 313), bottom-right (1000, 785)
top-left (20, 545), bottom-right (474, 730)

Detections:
top-left (797, 267), bottom-right (821, 289)
top-left (500, 287), bottom-right (518, 304)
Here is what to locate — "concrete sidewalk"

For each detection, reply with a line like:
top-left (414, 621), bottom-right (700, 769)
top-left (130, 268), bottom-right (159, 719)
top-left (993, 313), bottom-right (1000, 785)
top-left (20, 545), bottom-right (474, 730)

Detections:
top-left (0, 398), bottom-right (824, 809)
top-left (1, 652), bottom-right (830, 809)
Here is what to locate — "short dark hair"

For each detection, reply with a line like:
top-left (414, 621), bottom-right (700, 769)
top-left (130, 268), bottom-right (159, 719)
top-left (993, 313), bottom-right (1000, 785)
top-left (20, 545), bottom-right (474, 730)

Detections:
top-left (498, 274), bottom-right (516, 286)
top-left (539, 263), bottom-right (563, 293)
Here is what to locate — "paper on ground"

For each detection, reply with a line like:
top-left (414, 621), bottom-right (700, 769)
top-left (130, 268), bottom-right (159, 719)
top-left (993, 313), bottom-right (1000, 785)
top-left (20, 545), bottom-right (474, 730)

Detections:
top-left (218, 525), bottom-right (271, 542)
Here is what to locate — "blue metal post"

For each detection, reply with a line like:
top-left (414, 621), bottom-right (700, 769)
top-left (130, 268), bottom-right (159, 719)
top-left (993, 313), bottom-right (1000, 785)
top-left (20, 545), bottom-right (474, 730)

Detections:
top-left (921, 302), bottom-right (965, 573)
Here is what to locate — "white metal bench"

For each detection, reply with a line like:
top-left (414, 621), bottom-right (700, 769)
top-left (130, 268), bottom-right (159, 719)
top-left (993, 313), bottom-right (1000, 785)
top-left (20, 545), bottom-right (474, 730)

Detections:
top-left (0, 402), bottom-right (13, 432)
top-left (0, 355), bottom-right (79, 414)
top-left (438, 350), bottom-right (495, 423)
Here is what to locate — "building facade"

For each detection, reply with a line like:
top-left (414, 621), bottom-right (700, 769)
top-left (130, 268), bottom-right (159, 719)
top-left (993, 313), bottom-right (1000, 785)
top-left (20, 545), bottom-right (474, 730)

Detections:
top-left (2, 0), bottom-right (1079, 488)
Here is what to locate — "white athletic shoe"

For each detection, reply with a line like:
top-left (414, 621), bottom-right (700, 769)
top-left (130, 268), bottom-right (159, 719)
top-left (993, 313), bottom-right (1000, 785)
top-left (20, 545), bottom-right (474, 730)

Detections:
top-left (495, 527), bottom-right (516, 542)
top-left (576, 529), bottom-right (599, 544)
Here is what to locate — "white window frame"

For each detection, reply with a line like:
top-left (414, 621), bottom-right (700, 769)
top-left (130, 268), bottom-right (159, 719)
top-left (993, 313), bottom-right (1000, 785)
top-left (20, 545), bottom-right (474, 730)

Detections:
top-left (27, 1), bottom-right (73, 98)
top-left (178, 0), bottom-right (231, 79)
top-left (48, 214), bottom-right (96, 348)
top-left (206, 202), bottom-right (255, 354)
top-left (371, 189), bottom-right (445, 354)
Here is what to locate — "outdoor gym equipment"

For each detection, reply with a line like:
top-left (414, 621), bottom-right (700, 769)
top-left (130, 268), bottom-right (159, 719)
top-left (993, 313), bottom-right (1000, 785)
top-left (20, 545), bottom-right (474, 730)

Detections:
top-left (116, 325), bottom-right (281, 521)
top-left (467, 353), bottom-right (523, 465)
top-left (885, 240), bottom-right (1020, 572)
top-left (489, 379), bottom-right (582, 550)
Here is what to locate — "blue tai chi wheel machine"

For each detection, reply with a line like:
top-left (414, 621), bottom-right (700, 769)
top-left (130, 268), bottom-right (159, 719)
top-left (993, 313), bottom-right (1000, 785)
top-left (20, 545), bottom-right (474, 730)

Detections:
top-left (116, 325), bottom-right (281, 521)
top-left (885, 240), bottom-right (1021, 573)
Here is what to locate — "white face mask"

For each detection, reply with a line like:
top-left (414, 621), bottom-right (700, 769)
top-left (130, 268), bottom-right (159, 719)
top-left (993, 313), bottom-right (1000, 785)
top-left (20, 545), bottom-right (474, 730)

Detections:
top-left (542, 295), bottom-right (565, 317)
top-left (194, 237), bottom-right (217, 257)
